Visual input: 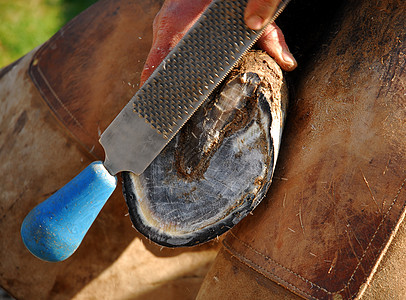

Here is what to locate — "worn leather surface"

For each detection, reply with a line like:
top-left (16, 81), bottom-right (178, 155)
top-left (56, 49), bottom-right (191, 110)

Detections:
top-left (29, 0), bottom-right (164, 159)
top-left (218, 1), bottom-right (406, 299)
top-left (361, 208), bottom-right (406, 299)
top-left (0, 1), bottom-right (220, 299)
top-left (197, 249), bottom-right (303, 300)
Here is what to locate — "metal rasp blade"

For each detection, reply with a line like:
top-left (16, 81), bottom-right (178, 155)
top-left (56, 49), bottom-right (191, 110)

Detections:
top-left (100, 0), bottom-right (290, 175)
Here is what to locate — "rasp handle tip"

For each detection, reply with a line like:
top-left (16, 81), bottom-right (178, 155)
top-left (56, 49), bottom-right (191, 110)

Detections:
top-left (21, 161), bottom-right (117, 262)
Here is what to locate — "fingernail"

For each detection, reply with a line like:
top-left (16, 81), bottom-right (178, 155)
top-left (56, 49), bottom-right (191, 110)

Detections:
top-left (282, 47), bottom-right (297, 69)
top-left (245, 15), bottom-right (265, 30)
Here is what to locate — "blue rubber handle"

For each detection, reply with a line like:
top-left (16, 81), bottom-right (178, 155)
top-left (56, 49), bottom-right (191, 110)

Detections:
top-left (21, 161), bottom-right (117, 262)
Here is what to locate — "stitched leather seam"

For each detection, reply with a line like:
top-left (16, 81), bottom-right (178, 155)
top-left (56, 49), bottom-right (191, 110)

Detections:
top-left (223, 243), bottom-right (316, 300)
top-left (345, 177), bottom-right (406, 289)
top-left (34, 65), bottom-right (84, 129)
top-left (227, 232), bottom-right (330, 295)
top-left (29, 14), bottom-right (91, 132)
top-left (226, 176), bottom-right (406, 298)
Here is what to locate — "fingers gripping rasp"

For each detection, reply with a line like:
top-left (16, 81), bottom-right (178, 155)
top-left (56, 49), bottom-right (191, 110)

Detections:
top-left (21, 0), bottom-right (290, 262)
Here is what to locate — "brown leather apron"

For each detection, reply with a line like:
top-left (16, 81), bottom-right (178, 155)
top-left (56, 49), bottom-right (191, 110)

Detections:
top-left (198, 0), bottom-right (406, 299)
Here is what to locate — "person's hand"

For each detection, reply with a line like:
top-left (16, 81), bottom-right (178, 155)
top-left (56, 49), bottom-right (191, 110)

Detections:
top-left (245, 0), bottom-right (297, 71)
top-left (140, 0), bottom-right (297, 85)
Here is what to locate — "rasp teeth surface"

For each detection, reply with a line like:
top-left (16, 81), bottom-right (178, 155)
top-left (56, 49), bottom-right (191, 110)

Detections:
top-left (132, 0), bottom-right (288, 138)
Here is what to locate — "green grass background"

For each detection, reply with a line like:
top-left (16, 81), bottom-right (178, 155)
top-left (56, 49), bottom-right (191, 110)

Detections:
top-left (0, 0), bottom-right (97, 68)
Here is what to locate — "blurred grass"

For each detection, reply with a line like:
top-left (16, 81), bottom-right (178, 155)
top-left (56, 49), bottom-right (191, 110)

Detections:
top-left (0, 0), bottom-right (97, 68)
